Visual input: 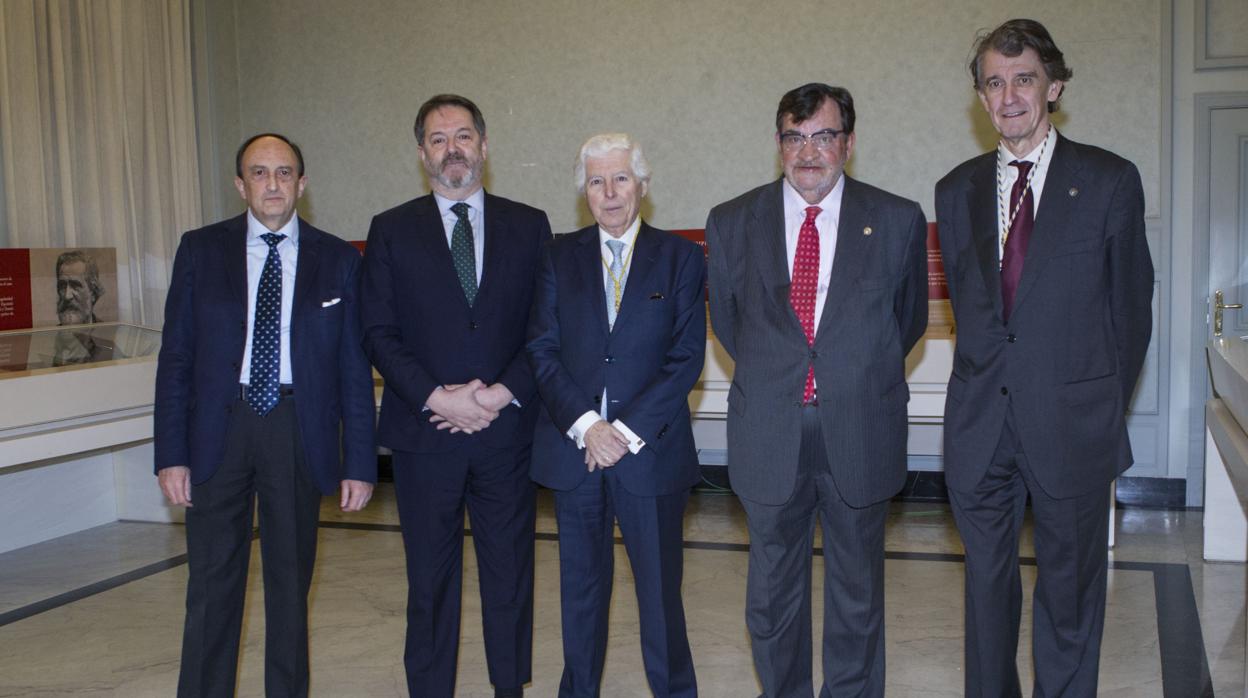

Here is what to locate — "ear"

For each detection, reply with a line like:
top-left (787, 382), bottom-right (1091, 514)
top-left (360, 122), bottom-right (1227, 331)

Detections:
top-left (1046, 80), bottom-right (1064, 103)
top-left (296, 175), bottom-right (307, 199)
top-left (640, 178), bottom-right (649, 198)
top-left (480, 135), bottom-right (488, 160)
top-left (977, 88), bottom-right (991, 113)
top-left (844, 132), bottom-right (857, 160)
top-left (234, 176), bottom-right (246, 200)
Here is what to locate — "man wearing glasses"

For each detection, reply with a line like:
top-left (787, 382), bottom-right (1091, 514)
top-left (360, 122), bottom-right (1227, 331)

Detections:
top-left (706, 83), bottom-right (927, 697)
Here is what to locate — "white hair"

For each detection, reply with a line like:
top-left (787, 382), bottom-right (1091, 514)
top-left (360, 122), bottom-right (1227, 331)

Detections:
top-left (574, 133), bottom-right (651, 194)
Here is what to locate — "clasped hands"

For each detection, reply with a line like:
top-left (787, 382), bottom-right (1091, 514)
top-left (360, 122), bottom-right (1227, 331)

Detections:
top-left (427, 379), bottom-right (513, 434)
top-left (583, 419), bottom-right (630, 472)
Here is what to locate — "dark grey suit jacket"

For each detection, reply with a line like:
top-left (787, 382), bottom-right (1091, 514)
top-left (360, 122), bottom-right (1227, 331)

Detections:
top-left (935, 135), bottom-right (1154, 499)
top-left (707, 177), bottom-right (928, 507)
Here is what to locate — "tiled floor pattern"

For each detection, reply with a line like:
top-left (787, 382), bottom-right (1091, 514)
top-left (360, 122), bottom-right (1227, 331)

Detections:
top-left (0, 487), bottom-right (1241, 696)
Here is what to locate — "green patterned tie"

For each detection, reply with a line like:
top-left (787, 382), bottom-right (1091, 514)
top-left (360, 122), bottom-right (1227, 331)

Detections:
top-left (450, 202), bottom-right (477, 306)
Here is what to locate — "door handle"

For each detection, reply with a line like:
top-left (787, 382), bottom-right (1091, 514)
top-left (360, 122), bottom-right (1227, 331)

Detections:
top-left (1214, 289), bottom-right (1244, 337)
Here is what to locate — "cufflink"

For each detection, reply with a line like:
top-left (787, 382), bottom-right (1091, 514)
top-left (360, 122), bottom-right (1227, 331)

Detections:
top-left (1069, 187), bottom-right (1078, 197)
top-left (863, 227), bottom-right (873, 236)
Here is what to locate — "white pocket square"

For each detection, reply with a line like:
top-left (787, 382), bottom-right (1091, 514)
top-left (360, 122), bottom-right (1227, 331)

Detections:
top-left (321, 298), bottom-right (341, 308)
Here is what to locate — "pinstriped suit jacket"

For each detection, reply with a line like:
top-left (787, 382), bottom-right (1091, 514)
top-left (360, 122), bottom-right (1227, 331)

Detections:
top-left (707, 178), bottom-right (928, 507)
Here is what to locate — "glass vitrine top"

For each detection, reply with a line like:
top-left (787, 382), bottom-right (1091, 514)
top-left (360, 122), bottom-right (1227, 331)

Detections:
top-left (0, 323), bottom-right (160, 375)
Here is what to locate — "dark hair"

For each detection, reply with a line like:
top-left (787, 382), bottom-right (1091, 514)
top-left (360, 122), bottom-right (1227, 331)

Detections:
top-left (776, 83), bottom-right (855, 135)
top-left (234, 133), bottom-right (305, 177)
top-left (969, 19), bottom-right (1072, 113)
top-left (56, 250), bottom-right (103, 300)
top-left (414, 94), bottom-right (486, 145)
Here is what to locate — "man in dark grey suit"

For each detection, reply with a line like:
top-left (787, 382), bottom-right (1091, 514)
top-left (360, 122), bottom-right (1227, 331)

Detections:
top-left (707, 83), bottom-right (927, 697)
top-left (936, 19), bottom-right (1154, 696)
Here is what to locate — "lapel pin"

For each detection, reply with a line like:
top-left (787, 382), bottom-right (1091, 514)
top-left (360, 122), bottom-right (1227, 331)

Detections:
top-left (863, 226), bottom-right (873, 236)
top-left (1068, 187), bottom-right (1078, 197)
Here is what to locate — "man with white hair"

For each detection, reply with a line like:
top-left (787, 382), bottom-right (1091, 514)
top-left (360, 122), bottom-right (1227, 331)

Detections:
top-left (528, 133), bottom-right (705, 697)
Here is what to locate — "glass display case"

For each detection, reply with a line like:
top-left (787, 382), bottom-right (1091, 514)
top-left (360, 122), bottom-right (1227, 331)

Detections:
top-left (0, 323), bottom-right (161, 468)
top-left (0, 322), bottom-right (161, 375)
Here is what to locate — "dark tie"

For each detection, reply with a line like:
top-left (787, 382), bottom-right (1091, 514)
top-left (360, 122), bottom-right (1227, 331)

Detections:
top-left (450, 202), bottom-right (478, 306)
top-left (248, 232), bottom-right (286, 415)
top-left (1001, 160), bottom-right (1034, 322)
top-left (790, 205), bottom-right (820, 403)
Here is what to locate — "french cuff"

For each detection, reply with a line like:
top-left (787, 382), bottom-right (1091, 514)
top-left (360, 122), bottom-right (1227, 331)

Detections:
top-left (612, 419), bottom-right (646, 454)
top-left (566, 411), bottom-right (602, 449)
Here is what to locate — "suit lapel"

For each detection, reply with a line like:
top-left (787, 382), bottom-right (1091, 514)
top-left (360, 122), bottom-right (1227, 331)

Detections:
top-left (412, 196), bottom-right (470, 310)
top-left (967, 155), bottom-right (1004, 321)
top-left (611, 222), bottom-right (659, 335)
top-left (1010, 136), bottom-right (1083, 315)
top-left (814, 178), bottom-right (870, 341)
top-left (573, 226), bottom-right (611, 337)
top-left (292, 219), bottom-right (321, 325)
top-left (477, 192), bottom-right (504, 306)
top-left (223, 214), bottom-right (249, 311)
top-left (748, 180), bottom-right (804, 334)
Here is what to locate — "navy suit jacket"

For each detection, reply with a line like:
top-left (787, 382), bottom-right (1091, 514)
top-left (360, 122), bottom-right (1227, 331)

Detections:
top-left (936, 135), bottom-right (1154, 498)
top-left (361, 192), bottom-right (552, 453)
top-left (528, 223), bottom-right (706, 496)
top-left (153, 214), bottom-right (378, 494)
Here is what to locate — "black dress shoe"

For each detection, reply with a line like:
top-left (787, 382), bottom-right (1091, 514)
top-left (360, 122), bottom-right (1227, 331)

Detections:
top-left (494, 688), bottom-right (522, 698)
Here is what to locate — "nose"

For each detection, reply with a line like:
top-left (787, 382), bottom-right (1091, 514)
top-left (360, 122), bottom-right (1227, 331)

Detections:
top-left (603, 179), bottom-right (616, 199)
top-left (265, 172), bottom-right (280, 191)
top-left (797, 136), bottom-right (819, 157)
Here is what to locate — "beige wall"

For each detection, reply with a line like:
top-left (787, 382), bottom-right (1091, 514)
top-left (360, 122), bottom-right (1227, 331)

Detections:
top-left (195, 0), bottom-right (1162, 238)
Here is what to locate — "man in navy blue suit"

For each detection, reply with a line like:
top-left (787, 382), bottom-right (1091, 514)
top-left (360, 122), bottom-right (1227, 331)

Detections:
top-left (360, 94), bottom-right (552, 698)
top-left (528, 133), bottom-right (705, 697)
top-left (154, 133), bottom-right (378, 697)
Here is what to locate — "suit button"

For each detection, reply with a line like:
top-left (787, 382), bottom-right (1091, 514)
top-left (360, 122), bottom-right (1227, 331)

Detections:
top-left (809, 350), bottom-right (819, 359)
top-left (1000, 386), bottom-right (1009, 396)
top-left (469, 321), bottom-right (479, 330)
top-left (1006, 334), bottom-right (1016, 343)
top-left (604, 356), bottom-right (615, 364)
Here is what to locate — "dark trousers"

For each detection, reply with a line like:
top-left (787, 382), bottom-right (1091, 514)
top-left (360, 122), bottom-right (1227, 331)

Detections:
top-left (740, 406), bottom-right (888, 698)
top-left (178, 396), bottom-right (322, 698)
top-left (392, 441), bottom-right (536, 697)
top-left (553, 467), bottom-right (696, 698)
top-left (948, 413), bottom-right (1111, 698)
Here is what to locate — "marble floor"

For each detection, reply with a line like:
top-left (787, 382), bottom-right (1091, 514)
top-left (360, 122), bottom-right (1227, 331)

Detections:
top-left (0, 485), bottom-right (1242, 697)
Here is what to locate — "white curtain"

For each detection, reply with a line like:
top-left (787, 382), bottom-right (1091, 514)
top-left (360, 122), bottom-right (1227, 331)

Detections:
top-left (0, 0), bottom-right (201, 327)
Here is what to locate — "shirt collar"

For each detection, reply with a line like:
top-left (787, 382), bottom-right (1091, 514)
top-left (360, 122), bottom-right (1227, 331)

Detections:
top-left (433, 188), bottom-right (486, 217)
top-left (598, 215), bottom-right (642, 250)
top-left (782, 174), bottom-right (844, 221)
top-left (245, 209), bottom-right (299, 247)
top-left (997, 126), bottom-right (1058, 170)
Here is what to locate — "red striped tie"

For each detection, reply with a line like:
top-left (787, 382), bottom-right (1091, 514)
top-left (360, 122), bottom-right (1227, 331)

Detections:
top-left (790, 206), bottom-right (821, 403)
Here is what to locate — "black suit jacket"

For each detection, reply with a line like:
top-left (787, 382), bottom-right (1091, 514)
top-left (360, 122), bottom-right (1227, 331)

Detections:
top-left (360, 192), bottom-right (552, 453)
top-left (707, 178), bottom-right (928, 507)
top-left (935, 135), bottom-right (1154, 498)
top-left (154, 215), bottom-right (378, 494)
top-left (527, 223), bottom-right (706, 496)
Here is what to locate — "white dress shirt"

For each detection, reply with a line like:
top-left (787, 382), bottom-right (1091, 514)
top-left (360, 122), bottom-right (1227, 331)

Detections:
top-left (239, 210), bottom-right (298, 386)
top-left (567, 217), bottom-right (645, 455)
top-left (783, 175), bottom-right (844, 332)
top-left (995, 126), bottom-right (1057, 261)
top-left (434, 189), bottom-right (486, 284)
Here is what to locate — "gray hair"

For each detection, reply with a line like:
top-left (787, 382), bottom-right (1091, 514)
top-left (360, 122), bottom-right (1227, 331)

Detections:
top-left (574, 133), bottom-right (651, 194)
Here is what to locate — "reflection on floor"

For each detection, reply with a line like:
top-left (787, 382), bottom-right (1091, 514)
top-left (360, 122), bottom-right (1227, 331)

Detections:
top-left (0, 486), bottom-right (1241, 697)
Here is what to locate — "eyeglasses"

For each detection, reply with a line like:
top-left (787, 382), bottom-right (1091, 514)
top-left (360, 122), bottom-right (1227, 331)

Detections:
top-left (779, 129), bottom-right (846, 152)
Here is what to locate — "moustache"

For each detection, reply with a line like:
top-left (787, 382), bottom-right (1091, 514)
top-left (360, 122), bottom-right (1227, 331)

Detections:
top-left (439, 153), bottom-right (469, 170)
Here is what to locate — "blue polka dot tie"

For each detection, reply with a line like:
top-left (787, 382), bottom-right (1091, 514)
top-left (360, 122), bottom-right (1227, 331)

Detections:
top-left (248, 232), bottom-right (285, 415)
top-left (450, 202), bottom-right (478, 306)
